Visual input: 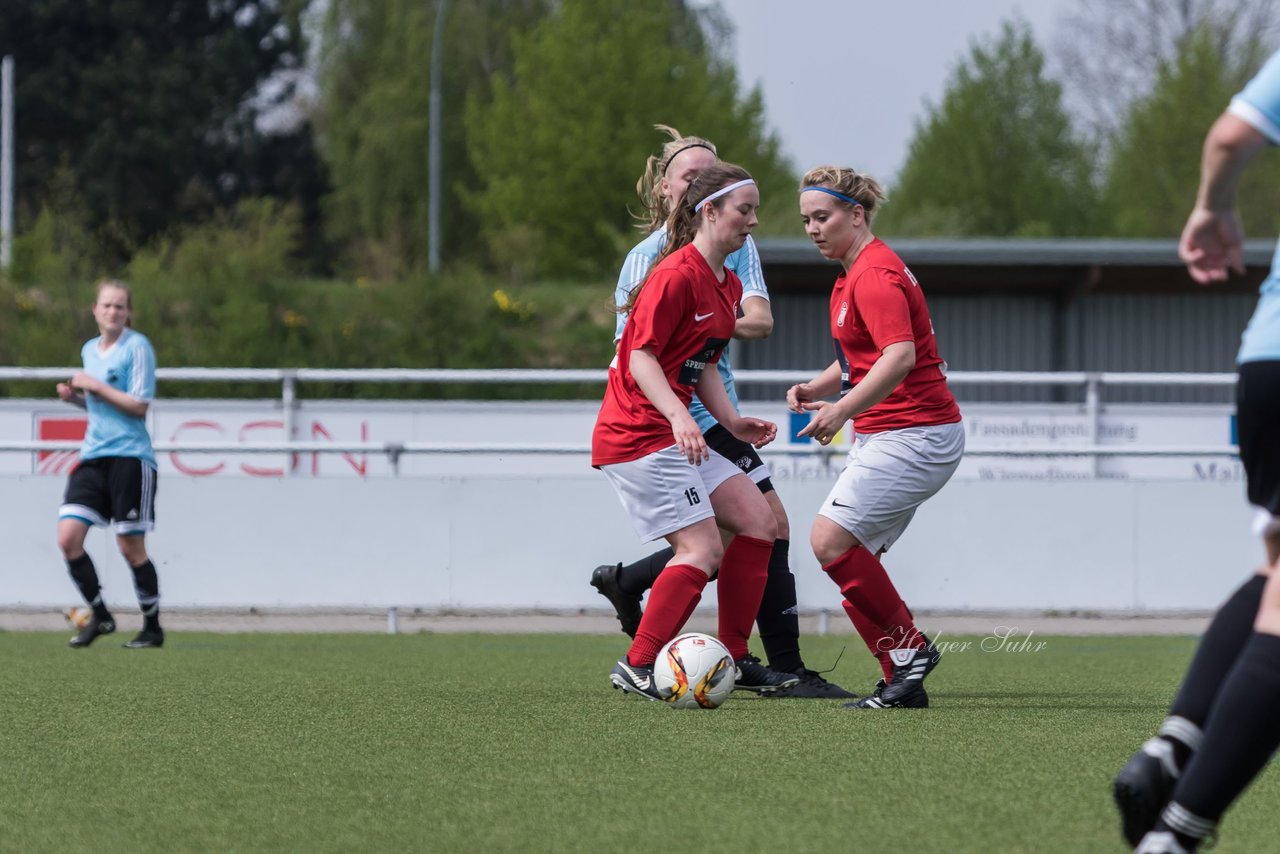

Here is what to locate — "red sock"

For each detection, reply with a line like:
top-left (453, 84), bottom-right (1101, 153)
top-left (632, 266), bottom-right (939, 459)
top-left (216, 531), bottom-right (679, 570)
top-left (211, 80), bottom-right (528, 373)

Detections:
top-left (823, 546), bottom-right (925, 656)
top-left (627, 564), bottom-right (707, 666)
top-left (841, 600), bottom-right (895, 680)
top-left (716, 535), bottom-right (773, 659)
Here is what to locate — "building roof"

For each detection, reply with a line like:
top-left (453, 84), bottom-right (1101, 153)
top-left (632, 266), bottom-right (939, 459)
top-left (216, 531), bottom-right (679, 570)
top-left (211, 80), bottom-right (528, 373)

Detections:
top-left (754, 237), bottom-right (1274, 294)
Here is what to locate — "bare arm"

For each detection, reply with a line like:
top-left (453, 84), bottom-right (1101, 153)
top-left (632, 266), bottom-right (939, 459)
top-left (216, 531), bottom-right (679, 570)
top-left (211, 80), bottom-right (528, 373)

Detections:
top-left (1179, 113), bottom-right (1269, 284)
top-left (733, 295), bottom-right (773, 340)
top-left (797, 342), bottom-right (916, 444)
top-left (68, 372), bottom-right (149, 419)
top-left (786, 360), bottom-right (844, 412)
top-left (56, 382), bottom-right (88, 410)
top-left (630, 348), bottom-right (707, 464)
top-left (697, 366), bottom-right (776, 449)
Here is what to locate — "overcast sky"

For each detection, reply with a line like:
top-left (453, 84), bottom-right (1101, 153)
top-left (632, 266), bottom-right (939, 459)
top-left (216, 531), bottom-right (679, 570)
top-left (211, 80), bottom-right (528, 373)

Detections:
top-left (714, 0), bottom-right (1070, 186)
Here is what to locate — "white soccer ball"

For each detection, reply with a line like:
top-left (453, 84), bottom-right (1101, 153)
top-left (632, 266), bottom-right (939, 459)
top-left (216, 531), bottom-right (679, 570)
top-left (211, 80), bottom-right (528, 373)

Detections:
top-left (65, 606), bottom-right (92, 630)
top-left (654, 632), bottom-right (736, 709)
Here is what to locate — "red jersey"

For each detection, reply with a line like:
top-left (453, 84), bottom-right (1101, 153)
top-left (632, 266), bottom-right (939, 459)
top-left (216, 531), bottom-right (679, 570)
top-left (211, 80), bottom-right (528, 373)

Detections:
top-left (592, 243), bottom-right (740, 465)
top-left (829, 238), bottom-right (961, 434)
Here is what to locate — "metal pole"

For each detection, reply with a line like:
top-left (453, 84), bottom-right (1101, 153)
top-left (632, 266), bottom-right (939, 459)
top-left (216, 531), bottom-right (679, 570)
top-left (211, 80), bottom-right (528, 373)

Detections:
top-left (282, 371), bottom-right (297, 476)
top-left (1, 56), bottom-right (14, 271)
top-left (427, 0), bottom-right (450, 274)
top-left (1085, 372), bottom-right (1101, 478)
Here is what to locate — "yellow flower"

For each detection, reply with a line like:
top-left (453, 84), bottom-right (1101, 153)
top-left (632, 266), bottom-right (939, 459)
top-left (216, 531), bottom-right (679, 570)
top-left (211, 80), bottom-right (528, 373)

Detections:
top-left (493, 288), bottom-right (533, 320)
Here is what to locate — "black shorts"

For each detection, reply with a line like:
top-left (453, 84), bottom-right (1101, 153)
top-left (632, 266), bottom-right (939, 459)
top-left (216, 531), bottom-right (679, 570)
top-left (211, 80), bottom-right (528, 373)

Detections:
top-left (60, 456), bottom-right (158, 534)
top-left (703, 423), bottom-right (774, 494)
top-left (1237, 361), bottom-right (1280, 515)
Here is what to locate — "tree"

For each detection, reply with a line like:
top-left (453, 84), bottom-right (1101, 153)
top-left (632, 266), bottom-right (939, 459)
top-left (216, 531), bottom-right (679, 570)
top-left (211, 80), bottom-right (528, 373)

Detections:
top-left (1103, 26), bottom-right (1280, 236)
top-left (0, 0), bottom-right (323, 265)
top-left (315, 0), bottom-right (552, 276)
top-left (879, 20), bottom-right (1099, 237)
top-left (462, 0), bottom-right (794, 280)
top-left (1055, 0), bottom-right (1280, 143)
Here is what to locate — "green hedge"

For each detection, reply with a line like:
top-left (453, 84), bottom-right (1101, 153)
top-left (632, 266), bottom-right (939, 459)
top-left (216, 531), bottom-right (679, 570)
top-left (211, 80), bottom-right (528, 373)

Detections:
top-left (1, 200), bottom-right (617, 400)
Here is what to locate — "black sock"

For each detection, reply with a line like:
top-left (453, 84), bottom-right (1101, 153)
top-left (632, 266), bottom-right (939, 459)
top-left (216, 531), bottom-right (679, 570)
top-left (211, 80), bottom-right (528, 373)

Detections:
top-left (1169, 631), bottom-right (1280, 831)
top-left (617, 548), bottom-right (674, 596)
top-left (755, 539), bottom-right (803, 672)
top-left (129, 559), bottom-right (161, 631)
top-left (1155, 716), bottom-right (1203, 775)
top-left (67, 553), bottom-right (110, 620)
top-left (1168, 574), bottom-right (1267, 760)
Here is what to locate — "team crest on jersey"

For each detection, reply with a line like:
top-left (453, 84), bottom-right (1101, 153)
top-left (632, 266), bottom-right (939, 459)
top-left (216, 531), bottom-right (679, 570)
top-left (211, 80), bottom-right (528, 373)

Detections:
top-left (837, 300), bottom-right (849, 328)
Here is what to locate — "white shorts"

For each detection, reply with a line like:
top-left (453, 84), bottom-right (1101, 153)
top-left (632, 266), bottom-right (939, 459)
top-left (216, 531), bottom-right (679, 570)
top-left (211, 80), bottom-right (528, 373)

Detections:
top-left (601, 445), bottom-right (743, 543)
top-left (818, 421), bottom-right (964, 554)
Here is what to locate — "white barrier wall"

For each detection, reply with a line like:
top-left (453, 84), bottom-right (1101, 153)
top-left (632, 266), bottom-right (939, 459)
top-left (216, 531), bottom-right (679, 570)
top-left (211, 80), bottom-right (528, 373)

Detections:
top-left (4, 473), bottom-right (1256, 612)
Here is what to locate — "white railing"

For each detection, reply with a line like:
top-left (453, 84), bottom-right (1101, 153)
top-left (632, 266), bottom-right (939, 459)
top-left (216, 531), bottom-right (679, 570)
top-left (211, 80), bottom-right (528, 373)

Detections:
top-left (0, 368), bottom-right (1239, 471)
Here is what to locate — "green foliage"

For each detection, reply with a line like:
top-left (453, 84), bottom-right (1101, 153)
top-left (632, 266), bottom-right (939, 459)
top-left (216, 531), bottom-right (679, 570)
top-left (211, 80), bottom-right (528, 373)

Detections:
top-left (880, 20), bottom-right (1100, 237)
top-left (316, 0), bottom-right (552, 276)
top-left (463, 0), bottom-right (795, 280)
top-left (0, 1), bottom-right (322, 263)
top-left (1104, 27), bottom-right (1280, 236)
top-left (2, 198), bottom-right (616, 399)
top-left (124, 199), bottom-right (303, 389)
top-left (0, 207), bottom-right (100, 368)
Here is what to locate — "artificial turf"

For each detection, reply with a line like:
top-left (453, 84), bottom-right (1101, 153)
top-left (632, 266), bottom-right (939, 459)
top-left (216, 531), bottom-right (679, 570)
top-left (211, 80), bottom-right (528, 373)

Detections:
top-left (1, 631), bottom-right (1276, 852)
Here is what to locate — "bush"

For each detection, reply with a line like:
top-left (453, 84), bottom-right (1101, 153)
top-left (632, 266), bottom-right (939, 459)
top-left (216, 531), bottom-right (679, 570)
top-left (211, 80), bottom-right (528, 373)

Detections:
top-left (2, 201), bottom-right (617, 400)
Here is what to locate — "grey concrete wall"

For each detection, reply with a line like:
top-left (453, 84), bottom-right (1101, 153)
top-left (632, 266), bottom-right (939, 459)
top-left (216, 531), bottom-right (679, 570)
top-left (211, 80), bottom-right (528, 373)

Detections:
top-left (4, 474), bottom-right (1257, 613)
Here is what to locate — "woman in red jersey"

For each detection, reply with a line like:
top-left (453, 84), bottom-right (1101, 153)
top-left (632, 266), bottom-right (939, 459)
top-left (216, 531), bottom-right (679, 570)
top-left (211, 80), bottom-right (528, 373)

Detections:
top-left (593, 162), bottom-right (797, 700)
top-left (790, 166), bottom-right (965, 710)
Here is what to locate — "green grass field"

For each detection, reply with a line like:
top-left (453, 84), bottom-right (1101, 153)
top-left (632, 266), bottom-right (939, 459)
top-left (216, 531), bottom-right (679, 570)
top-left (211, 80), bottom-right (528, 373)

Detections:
top-left (1, 631), bottom-right (1276, 853)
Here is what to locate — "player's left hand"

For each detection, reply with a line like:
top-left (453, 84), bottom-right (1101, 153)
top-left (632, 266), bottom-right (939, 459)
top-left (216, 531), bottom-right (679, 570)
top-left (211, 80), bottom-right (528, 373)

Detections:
top-left (69, 372), bottom-right (100, 394)
top-left (1179, 207), bottom-right (1245, 284)
top-left (797, 401), bottom-right (845, 446)
top-left (731, 417), bottom-right (777, 449)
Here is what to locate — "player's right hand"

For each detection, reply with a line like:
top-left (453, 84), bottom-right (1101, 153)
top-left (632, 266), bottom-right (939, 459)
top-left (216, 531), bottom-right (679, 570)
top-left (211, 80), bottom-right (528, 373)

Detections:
top-left (670, 412), bottom-right (709, 465)
top-left (786, 382), bottom-right (815, 413)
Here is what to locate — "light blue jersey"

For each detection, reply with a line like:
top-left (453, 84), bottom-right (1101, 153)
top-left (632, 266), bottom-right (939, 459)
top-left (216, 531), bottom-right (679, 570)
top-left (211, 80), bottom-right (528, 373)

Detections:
top-left (1230, 49), bottom-right (1280, 363)
top-left (613, 228), bottom-right (769, 431)
top-left (80, 328), bottom-right (157, 466)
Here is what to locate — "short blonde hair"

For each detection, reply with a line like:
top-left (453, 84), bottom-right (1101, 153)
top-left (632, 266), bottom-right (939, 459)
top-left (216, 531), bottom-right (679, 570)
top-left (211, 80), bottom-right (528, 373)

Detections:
top-left (800, 166), bottom-right (888, 224)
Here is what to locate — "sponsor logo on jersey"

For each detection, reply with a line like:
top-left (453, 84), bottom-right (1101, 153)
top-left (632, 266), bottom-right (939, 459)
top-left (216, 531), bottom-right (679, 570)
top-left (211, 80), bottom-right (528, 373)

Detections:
top-left (677, 338), bottom-right (730, 386)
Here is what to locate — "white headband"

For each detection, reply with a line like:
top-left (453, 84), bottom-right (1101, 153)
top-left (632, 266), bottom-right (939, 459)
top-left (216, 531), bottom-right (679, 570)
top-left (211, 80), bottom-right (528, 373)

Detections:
top-left (694, 179), bottom-right (756, 213)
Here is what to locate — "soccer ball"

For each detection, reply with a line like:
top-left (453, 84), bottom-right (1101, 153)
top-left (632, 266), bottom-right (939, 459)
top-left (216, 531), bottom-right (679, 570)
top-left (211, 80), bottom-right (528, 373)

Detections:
top-left (65, 606), bottom-right (92, 629)
top-left (654, 632), bottom-right (736, 709)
